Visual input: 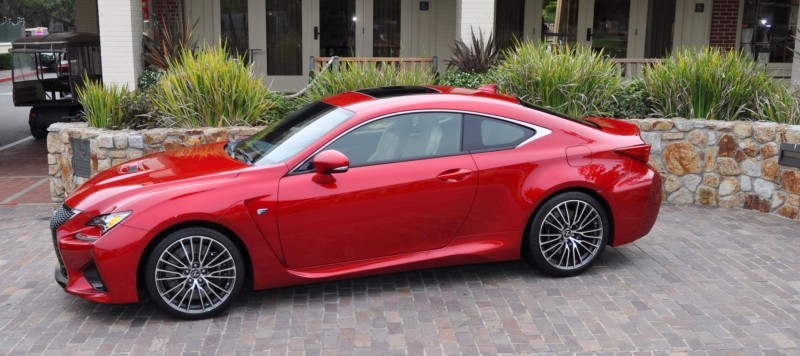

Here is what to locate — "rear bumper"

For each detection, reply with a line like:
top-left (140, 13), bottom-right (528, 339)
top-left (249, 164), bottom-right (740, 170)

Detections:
top-left (601, 166), bottom-right (663, 246)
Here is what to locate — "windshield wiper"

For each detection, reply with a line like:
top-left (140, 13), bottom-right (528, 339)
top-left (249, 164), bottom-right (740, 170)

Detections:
top-left (227, 139), bottom-right (254, 164)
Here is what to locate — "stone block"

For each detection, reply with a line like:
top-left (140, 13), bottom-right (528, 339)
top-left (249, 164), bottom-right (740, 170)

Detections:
top-left (785, 126), bottom-right (800, 144)
top-left (662, 132), bottom-right (685, 141)
top-left (739, 139), bottom-right (758, 157)
top-left (740, 176), bottom-right (752, 192)
top-left (113, 135), bottom-right (128, 149)
top-left (719, 177), bottom-right (739, 196)
top-left (96, 134), bottom-right (114, 149)
top-left (673, 119), bottom-right (694, 132)
top-left (687, 130), bottom-right (707, 147)
top-left (683, 174), bottom-right (702, 191)
top-left (706, 121), bottom-right (734, 132)
top-left (704, 147), bottom-right (718, 171)
top-left (651, 119), bottom-right (674, 131)
top-left (741, 159), bottom-right (761, 177)
top-left (760, 142), bottom-right (780, 158)
top-left (717, 134), bottom-right (737, 157)
top-left (733, 122), bottom-right (753, 138)
top-left (753, 178), bottom-right (775, 199)
top-left (695, 186), bottom-right (717, 206)
top-left (641, 132), bottom-right (662, 153)
top-left (128, 135), bottom-right (144, 149)
top-left (753, 123), bottom-right (777, 143)
top-left (663, 142), bottom-right (702, 175)
top-left (782, 170), bottom-right (800, 194)
top-left (109, 150), bottom-right (127, 158)
top-left (777, 205), bottom-right (799, 220)
top-left (762, 159), bottom-right (780, 182)
top-left (664, 175), bottom-right (683, 192)
top-left (667, 187), bottom-right (693, 204)
top-left (715, 157), bottom-right (739, 176)
top-left (143, 130), bottom-right (167, 145)
top-left (703, 173), bottom-right (720, 188)
top-left (743, 194), bottom-right (771, 212)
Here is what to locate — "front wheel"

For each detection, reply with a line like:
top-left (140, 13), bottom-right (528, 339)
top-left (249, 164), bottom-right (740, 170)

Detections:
top-left (145, 227), bottom-right (245, 320)
top-left (524, 192), bottom-right (609, 277)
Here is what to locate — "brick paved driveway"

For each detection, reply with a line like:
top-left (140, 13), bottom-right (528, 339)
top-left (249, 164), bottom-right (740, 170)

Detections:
top-left (0, 203), bottom-right (798, 354)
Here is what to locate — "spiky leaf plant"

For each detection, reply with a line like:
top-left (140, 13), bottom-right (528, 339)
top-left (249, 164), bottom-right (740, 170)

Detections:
top-left (447, 29), bottom-right (500, 74)
top-left (301, 61), bottom-right (436, 104)
top-left (488, 42), bottom-right (621, 118)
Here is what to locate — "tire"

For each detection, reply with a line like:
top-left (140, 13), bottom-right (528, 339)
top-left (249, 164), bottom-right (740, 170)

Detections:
top-left (30, 126), bottom-right (48, 140)
top-left (145, 227), bottom-right (245, 320)
top-left (524, 192), bottom-right (609, 277)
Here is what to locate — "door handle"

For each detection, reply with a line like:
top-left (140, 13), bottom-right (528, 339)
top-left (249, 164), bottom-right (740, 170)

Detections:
top-left (586, 28), bottom-right (593, 41)
top-left (314, 26), bottom-right (320, 40)
top-left (436, 168), bottom-right (473, 182)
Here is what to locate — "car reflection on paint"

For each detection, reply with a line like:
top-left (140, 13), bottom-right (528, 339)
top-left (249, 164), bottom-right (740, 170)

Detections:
top-left (51, 85), bottom-right (662, 319)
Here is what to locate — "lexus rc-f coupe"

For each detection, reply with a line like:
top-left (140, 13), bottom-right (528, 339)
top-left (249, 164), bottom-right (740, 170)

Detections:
top-left (51, 85), bottom-right (662, 319)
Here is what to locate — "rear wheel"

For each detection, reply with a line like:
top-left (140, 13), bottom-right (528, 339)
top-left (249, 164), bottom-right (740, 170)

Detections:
top-left (30, 126), bottom-right (48, 139)
top-left (524, 192), bottom-right (609, 277)
top-left (145, 227), bottom-right (244, 320)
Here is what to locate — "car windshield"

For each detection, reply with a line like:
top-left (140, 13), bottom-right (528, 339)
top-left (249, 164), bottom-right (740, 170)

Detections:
top-left (236, 102), bottom-right (354, 166)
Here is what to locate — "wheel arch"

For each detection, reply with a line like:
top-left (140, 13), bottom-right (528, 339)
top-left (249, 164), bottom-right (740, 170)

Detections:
top-left (522, 187), bottom-right (616, 251)
top-left (136, 220), bottom-right (255, 297)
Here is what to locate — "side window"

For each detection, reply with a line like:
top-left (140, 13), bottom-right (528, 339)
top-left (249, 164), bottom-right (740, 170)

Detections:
top-left (463, 114), bottom-right (535, 152)
top-left (325, 112), bottom-right (463, 167)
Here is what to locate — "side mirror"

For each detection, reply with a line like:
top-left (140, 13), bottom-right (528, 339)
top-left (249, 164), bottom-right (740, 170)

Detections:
top-left (313, 149), bottom-right (350, 175)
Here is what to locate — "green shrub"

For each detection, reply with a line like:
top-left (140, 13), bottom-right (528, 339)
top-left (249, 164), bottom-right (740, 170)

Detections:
top-left (0, 53), bottom-right (11, 70)
top-left (446, 29), bottom-right (499, 74)
top-left (137, 68), bottom-right (165, 90)
top-left (642, 48), bottom-right (776, 121)
top-left (78, 78), bottom-right (129, 129)
top-left (439, 69), bottom-right (489, 89)
top-left (489, 42), bottom-right (621, 118)
top-left (755, 86), bottom-right (800, 124)
top-left (301, 61), bottom-right (436, 104)
top-left (607, 78), bottom-right (650, 119)
top-left (151, 46), bottom-right (278, 127)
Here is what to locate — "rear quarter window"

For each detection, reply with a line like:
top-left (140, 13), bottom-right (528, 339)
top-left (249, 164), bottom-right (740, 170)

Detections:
top-left (463, 114), bottom-right (535, 152)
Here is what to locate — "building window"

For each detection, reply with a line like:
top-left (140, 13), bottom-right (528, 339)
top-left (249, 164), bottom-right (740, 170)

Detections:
top-left (740, 0), bottom-right (799, 63)
top-left (221, 0), bottom-right (249, 58)
top-left (495, 0), bottom-right (525, 51)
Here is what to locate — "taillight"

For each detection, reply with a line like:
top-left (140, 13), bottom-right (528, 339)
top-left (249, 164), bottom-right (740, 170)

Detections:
top-left (615, 144), bottom-right (651, 163)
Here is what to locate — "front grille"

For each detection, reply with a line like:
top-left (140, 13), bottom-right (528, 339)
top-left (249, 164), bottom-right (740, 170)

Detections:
top-left (50, 204), bottom-right (76, 279)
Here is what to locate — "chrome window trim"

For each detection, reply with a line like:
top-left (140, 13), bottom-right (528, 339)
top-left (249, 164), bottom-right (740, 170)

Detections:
top-left (288, 109), bottom-right (552, 174)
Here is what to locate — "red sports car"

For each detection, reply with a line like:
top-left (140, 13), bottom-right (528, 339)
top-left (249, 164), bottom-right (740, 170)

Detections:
top-left (51, 85), bottom-right (662, 319)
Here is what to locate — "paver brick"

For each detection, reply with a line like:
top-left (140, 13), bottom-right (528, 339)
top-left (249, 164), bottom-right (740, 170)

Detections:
top-left (0, 203), bottom-right (799, 354)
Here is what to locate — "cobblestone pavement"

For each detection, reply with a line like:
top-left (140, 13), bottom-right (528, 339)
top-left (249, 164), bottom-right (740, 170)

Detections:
top-left (0, 203), bottom-right (798, 355)
top-left (0, 139), bottom-right (50, 205)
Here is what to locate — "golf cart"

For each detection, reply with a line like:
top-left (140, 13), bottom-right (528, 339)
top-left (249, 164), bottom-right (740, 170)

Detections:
top-left (10, 32), bottom-right (101, 139)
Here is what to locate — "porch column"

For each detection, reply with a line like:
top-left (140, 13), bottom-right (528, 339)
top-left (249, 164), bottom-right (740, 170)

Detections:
top-left (455, 0), bottom-right (496, 41)
top-left (97, 0), bottom-right (143, 89)
top-left (792, 6), bottom-right (800, 86)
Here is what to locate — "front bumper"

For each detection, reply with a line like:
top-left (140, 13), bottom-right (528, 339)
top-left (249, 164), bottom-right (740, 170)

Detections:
top-left (51, 206), bottom-right (147, 304)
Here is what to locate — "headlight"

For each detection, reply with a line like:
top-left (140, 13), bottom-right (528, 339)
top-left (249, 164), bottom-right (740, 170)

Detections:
top-left (86, 211), bottom-right (132, 235)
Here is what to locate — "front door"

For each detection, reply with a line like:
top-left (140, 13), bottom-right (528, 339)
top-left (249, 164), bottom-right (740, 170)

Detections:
top-left (277, 112), bottom-right (477, 268)
top-left (541, 0), bottom-right (648, 58)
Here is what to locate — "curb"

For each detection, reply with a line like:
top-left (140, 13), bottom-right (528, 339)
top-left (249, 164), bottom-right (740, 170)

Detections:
top-left (0, 76), bottom-right (11, 83)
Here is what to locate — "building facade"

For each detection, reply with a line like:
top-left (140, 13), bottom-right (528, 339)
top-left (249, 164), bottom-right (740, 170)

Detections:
top-left (76, 0), bottom-right (800, 92)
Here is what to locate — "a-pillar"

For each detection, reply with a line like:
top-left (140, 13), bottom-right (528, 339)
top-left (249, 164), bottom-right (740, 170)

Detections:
top-left (455, 0), bottom-right (495, 41)
top-left (97, 0), bottom-right (143, 89)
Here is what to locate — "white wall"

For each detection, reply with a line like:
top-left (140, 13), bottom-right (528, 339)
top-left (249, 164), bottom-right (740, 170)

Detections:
top-left (455, 0), bottom-right (495, 42)
top-left (97, 0), bottom-right (143, 89)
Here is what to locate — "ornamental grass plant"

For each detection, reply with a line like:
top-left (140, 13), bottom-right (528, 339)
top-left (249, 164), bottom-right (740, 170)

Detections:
top-left (641, 47), bottom-right (777, 121)
top-left (77, 77), bottom-right (128, 129)
top-left (488, 42), bottom-right (621, 118)
top-left (300, 61), bottom-right (436, 104)
top-left (151, 46), bottom-right (279, 127)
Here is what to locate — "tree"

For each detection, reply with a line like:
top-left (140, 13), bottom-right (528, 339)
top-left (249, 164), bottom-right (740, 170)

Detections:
top-left (0, 0), bottom-right (75, 28)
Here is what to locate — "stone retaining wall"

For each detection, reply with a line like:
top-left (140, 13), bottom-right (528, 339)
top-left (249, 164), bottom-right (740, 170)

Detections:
top-left (47, 120), bottom-right (800, 222)
top-left (47, 123), bottom-right (261, 205)
top-left (631, 119), bottom-right (800, 221)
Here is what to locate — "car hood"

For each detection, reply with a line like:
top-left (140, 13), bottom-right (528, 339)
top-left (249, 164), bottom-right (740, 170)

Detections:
top-left (66, 141), bottom-right (249, 212)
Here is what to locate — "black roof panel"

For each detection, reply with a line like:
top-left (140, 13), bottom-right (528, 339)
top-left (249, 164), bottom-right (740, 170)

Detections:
top-left (357, 86), bottom-right (440, 98)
